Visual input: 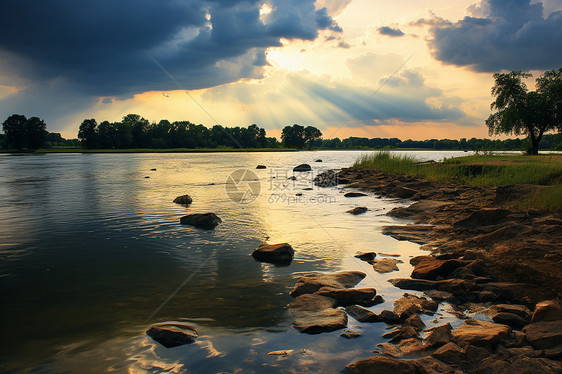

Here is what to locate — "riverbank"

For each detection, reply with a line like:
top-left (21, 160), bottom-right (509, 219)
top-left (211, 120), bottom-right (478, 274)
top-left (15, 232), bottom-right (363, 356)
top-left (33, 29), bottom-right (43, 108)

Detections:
top-left (313, 165), bottom-right (562, 372)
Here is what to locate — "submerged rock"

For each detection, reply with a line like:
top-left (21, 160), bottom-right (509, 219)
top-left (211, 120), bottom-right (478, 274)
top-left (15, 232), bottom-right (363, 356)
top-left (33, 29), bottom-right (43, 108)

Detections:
top-left (173, 194), bottom-right (193, 205)
top-left (289, 271), bottom-right (366, 297)
top-left (344, 192), bottom-right (368, 198)
top-left (345, 305), bottom-right (381, 322)
top-left (372, 258), bottom-right (401, 273)
top-left (293, 164), bottom-right (312, 172)
top-left (252, 242), bottom-right (294, 264)
top-left (340, 329), bottom-right (362, 339)
top-left (347, 207), bottom-right (368, 215)
top-left (146, 323), bottom-right (198, 348)
top-left (180, 213), bottom-right (221, 230)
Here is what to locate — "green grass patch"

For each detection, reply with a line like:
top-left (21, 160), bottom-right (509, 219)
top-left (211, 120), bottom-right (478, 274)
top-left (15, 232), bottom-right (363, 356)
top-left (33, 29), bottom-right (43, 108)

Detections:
top-left (354, 151), bottom-right (562, 211)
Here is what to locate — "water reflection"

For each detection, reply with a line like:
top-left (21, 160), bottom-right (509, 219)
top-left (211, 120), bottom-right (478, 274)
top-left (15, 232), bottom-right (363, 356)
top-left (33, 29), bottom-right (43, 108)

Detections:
top-left (0, 151), bottom-right (471, 373)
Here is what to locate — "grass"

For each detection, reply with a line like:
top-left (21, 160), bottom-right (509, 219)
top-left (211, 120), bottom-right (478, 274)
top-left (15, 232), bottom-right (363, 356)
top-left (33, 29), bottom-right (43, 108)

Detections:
top-left (354, 151), bottom-right (562, 211)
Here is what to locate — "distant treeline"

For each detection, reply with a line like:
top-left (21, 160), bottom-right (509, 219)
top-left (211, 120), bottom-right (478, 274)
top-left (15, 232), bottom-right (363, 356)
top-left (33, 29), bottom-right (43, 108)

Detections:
top-left (2, 112), bottom-right (562, 151)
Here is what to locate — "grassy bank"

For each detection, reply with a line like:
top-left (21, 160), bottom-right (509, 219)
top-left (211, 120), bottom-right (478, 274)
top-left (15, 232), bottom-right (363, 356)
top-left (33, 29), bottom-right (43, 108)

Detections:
top-left (354, 151), bottom-right (562, 211)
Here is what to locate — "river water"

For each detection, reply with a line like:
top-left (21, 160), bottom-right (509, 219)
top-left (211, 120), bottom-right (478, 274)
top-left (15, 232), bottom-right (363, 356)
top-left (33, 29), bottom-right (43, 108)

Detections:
top-left (0, 150), bottom-right (473, 373)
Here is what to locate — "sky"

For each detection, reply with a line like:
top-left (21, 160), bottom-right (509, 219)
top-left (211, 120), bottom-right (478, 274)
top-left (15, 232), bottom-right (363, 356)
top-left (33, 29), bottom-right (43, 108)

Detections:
top-left (0, 0), bottom-right (561, 140)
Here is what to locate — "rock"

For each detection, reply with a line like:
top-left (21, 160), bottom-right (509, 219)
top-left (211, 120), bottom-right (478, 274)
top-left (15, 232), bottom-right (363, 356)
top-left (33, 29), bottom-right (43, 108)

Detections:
top-left (424, 323), bottom-right (452, 348)
top-left (488, 304), bottom-right (532, 320)
top-left (474, 357), bottom-right (510, 374)
top-left (404, 314), bottom-right (425, 331)
top-left (393, 294), bottom-right (438, 319)
top-left (315, 159), bottom-right (322, 162)
top-left (146, 324), bottom-right (198, 348)
top-left (377, 343), bottom-right (402, 357)
top-left (340, 329), bottom-right (362, 339)
top-left (544, 344), bottom-right (562, 359)
top-left (317, 287), bottom-right (377, 306)
top-left (144, 176), bottom-right (150, 178)
top-left (387, 200), bottom-right (451, 219)
top-left (347, 207), bottom-right (368, 215)
top-left (431, 342), bottom-right (464, 365)
top-left (150, 168), bottom-right (157, 171)
top-left (452, 319), bottom-right (512, 348)
top-left (252, 242), bottom-right (294, 264)
top-left (346, 356), bottom-right (417, 374)
top-left (173, 194), bottom-right (193, 205)
top-left (393, 187), bottom-right (419, 199)
top-left (180, 213), bottom-right (221, 230)
top-left (291, 308), bottom-right (347, 334)
top-left (372, 258), bottom-right (401, 273)
top-left (381, 225), bottom-right (434, 245)
top-left (502, 357), bottom-right (562, 374)
top-left (463, 344), bottom-right (490, 363)
top-left (531, 300), bottom-right (562, 323)
top-left (379, 310), bottom-right (401, 324)
top-left (256, 165), bottom-right (267, 169)
top-left (383, 326), bottom-right (419, 343)
top-left (492, 312), bottom-right (528, 329)
top-left (389, 278), bottom-right (476, 296)
top-left (424, 290), bottom-right (456, 303)
top-left (453, 208), bottom-right (511, 229)
top-left (413, 357), bottom-right (462, 374)
top-left (345, 305), bottom-right (381, 322)
top-left (411, 257), bottom-right (465, 280)
top-left (293, 164), bottom-right (312, 172)
top-left (481, 282), bottom-right (536, 301)
top-left (397, 338), bottom-right (425, 356)
top-left (373, 295), bottom-right (385, 305)
top-left (295, 193), bottom-right (303, 196)
top-left (288, 176), bottom-right (297, 180)
top-left (523, 320), bottom-right (562, 349)
top-left (354, 252), bottom-right (376, 262)
top-left (266, 350), bottom-right (294, 356)
top-left (289, 271), bottom-right (366, 297)
top-left (289, 294), bottom-right (337, 311)
top-left (344, 192), bottom-right (368, 198)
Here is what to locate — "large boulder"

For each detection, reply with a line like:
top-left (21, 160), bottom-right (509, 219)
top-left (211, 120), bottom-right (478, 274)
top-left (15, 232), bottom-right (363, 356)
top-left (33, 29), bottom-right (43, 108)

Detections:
top-left (531, 300), bottom-right (562, 323)
top-left (293, 164), bottom-right (312, 172)
top-left (173, 194), bottom-right (193, 205)
top-left (452, 319), bottom-right (512, 348)
top-left (180, 213), bottom-right (222, 230)
top-left (252, 242), bottom-right (294, 264)
top-left (146, 323), bottom-right (198, 348)
top-left (523, 320), bottom-right (562, 349)
top-left (289, 271), bottom-right (365, 297)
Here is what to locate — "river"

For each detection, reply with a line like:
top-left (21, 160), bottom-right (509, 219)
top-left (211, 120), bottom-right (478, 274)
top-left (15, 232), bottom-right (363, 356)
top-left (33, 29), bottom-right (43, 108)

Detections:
top-left (0, 150), bottom-right (472, 373)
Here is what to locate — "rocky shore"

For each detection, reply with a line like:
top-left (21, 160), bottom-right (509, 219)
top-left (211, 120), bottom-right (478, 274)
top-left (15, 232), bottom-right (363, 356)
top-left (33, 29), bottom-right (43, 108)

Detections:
top-left (311, 167), bottom-right (562, 373)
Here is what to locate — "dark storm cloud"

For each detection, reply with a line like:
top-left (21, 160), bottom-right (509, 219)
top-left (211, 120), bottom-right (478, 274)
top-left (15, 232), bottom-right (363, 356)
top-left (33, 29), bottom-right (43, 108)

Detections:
top-left (378, 26), bottom-right (405, 37)
top-left (428, 0), bottom-right (562, 72)
top-left (0, 0), bottom-right (341, 96)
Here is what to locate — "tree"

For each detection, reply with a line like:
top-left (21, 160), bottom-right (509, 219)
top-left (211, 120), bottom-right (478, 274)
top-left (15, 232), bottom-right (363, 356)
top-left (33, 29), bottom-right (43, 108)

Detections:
top-left (25, 117), bottom-right (47, 149)
top-left (2, 114), bottom-right (28, 150)
top-left (486, 69), bottom-right (562, 155)
top-left (304, 126), bottom-right (322, 149)
top-left (281, 124), bottom-right (306, 148)
top-left (78, 118), bottom-right (98, 148)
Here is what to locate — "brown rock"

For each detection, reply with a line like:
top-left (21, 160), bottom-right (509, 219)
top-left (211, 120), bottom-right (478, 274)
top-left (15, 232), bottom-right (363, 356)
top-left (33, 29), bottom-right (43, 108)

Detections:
top-left (340, 329), bottom-right (362, 339)
top-left (404, 314), bottom-right (426, 331)
top-left (354, 252), bottom-right (376, 262)
top-left (397, 338), bottom-right (425, 356)
top-left (424, 323), bottom-right (452, 348)
top-left (173, 194), bottom-right (193, 205)
top-left (492, 312), bottom-right (528, 329)
top-left (372, 258), bottom-right (401, 273)
top-left (379, 310), bottom-right (401, 324)
top-left (252, 242), bottom-right (294, 264)
top-left (531, 300), bottom-right (562, 323)
top-left (413, 357), bottom-right (463, 374)
top-left (393, 293), bottom-right (438, 319)
top-left (411, 257), bottom-right (465, 280)
top-left (317, 287), bottom-right (377, 306)
top-left (502, 357), bottom-right (562, 374)
top-left (377, 343), bottom-right (402, 357)
top-left (381, 225), bottom-right (434, 245)
top-left (289, 271), bottom-right (366, 297)
top-left (345, 305), bottom-right (381, 322)
top-left (523, 320), bottom-right (562, 349)
top-left (180, 212), bottom-right (221, 230)
top-left (453, 208), bottom-right (510, 229)
top-left (146, 324), bottom-right (198, 348)
top-left (488, 304), bottom-right (532, 320)
top-left (347, 207), bottom-right (368, 215)
top-left (386, 200), bottom-right (451, 219)
top-left (431, 342), bottom-right (464, 365)
top-left (452, 319), bottom-right (512, 348)
top-left (346, 356), bottom-right (417, 374)
top-left (291, 308), bottom-right (347, 334)
top-left (289, 294), bottom-right (337, 311)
